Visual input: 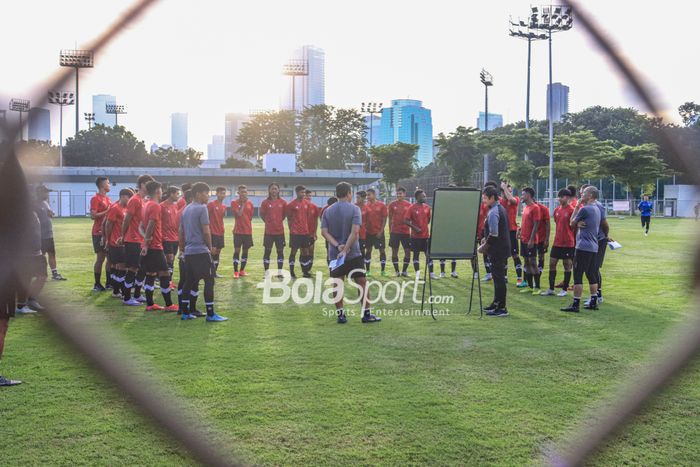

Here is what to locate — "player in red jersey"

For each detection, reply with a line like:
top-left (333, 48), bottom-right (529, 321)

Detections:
top-left (517, 187), bottom-right (542, 293)
top-left (119, 174), bottom-right (154, 305)
top-left (176, 183), bottom-right (191, 211)
top-left (568, 185), bottom-right (578, 209)
top-left (535, 201), bottom-right (551, 284)
top-left (160, 186), bottom-right (180, 284)
top-left (139, 181), bottom-right (177, 311)
top-left (388, 186), bottom-right (412, 277)
top-left (305, 189), bottom-right (321, 274)
top-left (207, 186), bottom-right (227, 277)
top-left (259, 182), bottom-right (287, 277)
top-left (500, 182), bottom-right (524, 284)
top-left (90, 176), bottom-right (112, 291)
top-left (355, 190), bottom-right (368, 265)
top-left (104, 188), bottom-right (133, 302)
top-left (405, 189), bottom-right (434, 279)
top-left (320, 196), bottom-right (338, 265)
top-left (541, 188), bottom-right (575, 296)
top-left (231, 185), bottom-right (255, 278)
top-left (363, 188), bottom-right (388, 276)
top-left (285, 185), bottom-right (311, 278)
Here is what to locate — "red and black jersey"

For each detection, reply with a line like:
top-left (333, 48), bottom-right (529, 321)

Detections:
top-left (355, 202), bottom-right (368, 240)
top-left (207, 200), bottom-right (227, 236)
top-left (106, 202), bottom-right (126, 247)
top-left (142, 200), bottom-right (163, 250)
top-left (477, 202), bottom-right (489, 238)
top-left (231, 199), bottom-right (254, 235)
top-left (124, 193), bottom-right (144, 244)
top-left (499, 195), bottom-right (520, 231)
top-left (90, 193), bottom-right (112, 235)
top-left (388, 199), bottom-right (411, 235)
top-left (285, 198), bottom-right (310, 235)
top-left (408, 202), bottom-right (431, 239)
top-left (176, 197), bottom-right (187, 211)
top-left (160, 200), bottom-right (179, 242)
top-left (553, 204), bottom-right (575, 247)
top-left (520, 203), bottom-right (542, 243)
top-left (260, 198), bottom-right (287, 235)
top-left (365, 200), bottom-right (388, 235)
top-left (536, 203), bottom-right (551, 244)
top-left (306, 201), bottom-right (321, 239)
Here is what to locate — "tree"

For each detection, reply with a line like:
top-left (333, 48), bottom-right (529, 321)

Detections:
top-left (151, 147), bottom-right (203, 168)
top-left (678, 101), bottom-right (700, 127)
top-left (220, 158), bottom-right (255, 169)
top-left (489, 128), bottom-right (547, 187)
top-left (297, 105), bottom-right (367, 169)
top-left (14, 140), bottom-right (60, 167)
top-left (435, 127), bottom-right (482, 186)
top-left (542, 130), bottom-right (615, 184)
top-left (370, 143), bottom-right (418, 194)
top-left (235, 111), bottom-right (295, 161)
top-left (63, 124), bottom-right (149, 167)
top-left (559, 106), bottom-right (655, 147)
top-left (595, 143), bottom-right (668, 200)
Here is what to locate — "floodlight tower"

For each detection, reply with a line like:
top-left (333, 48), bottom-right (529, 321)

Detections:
top-left (48, 91), bottom-right (75, 167)
top-left (282, 59), bottom-right (308, 113)
top-left (529, 5), bottom-right (573, 212)
top-left (8, 98), bottom-right (30, 142)
top-left (360, 102), bottom-right (383, 172)
top-left (480, 68), bottom-right (494, 183)
top-left (105, 103), bottom-right (127, 126)
top-left (59, 49), bottom-right (94, 136)
top-left (84, 112), bottom-right (95, 129)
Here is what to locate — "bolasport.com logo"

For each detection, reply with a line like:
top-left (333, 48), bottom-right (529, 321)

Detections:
top-left (255, 269), bottom-right (454, 307)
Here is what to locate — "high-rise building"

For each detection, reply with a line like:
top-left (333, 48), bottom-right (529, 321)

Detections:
top-left (476, 112), bottom-right (504, 131)
top-left (547, 82), bottom-right (570, 122)
top-left (281, 45), bottom-right (325, 112)
top-left (171, 113), bottom-right (188, 150)
top-left (364, 115), bottom-right (382, 147)
top-left (378, 99), bottom-right (433, 167)
top-left (207, 135), bottom-right (225, 159)
top-left (224, 112), bottom-right (251, 159)
top-left (92, 94), bottom-right (116, 126)
top-left (28, 107), bottom-right (51, 141)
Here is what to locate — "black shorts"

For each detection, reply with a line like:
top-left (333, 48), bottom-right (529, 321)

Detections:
top-left (573, 249), bottom-right (599, 285)
top-left (536, 242), bottom-right (547, 254)
top-left (184, 252), bottom-right (214, 281)
top-left (211, 235), bottom-right (225, 249)
top-left (108, 245), bottom-right (126, 265)
top-left (641, 215), bottom-right (651, 225)
top-left (234, 233), bottom-right (254, 249)
top-left (290, 234), bottom-right (311, 249)
top-left (509, 231), bottom-right (519, 256)
top-left (124, 242), bottom-right (142, 269)
top-left (389, 232), bottom-right (411, 249)
top-left (550, 246), bottom-right (575, 260)
top-left (366, 233), bottom-right (386, 249)
top-left (92, 234), bottom-right (104, 253)
top-left (263, 234), bottom-right (286, 249)
top-left (329, 255), bottom-right (366, 279)
top-left (411, 238), bottom-right (429, 253)
top-left (141, 249), bottom-right (168, 273)
top-left (596, 239), bottom-right (608, 268)
top-left (41, 237), bottom-right (56, 255)
top-left (520, 240), bottom-right (536, 258)
top-left (163, 241), bottom-right (179, 256)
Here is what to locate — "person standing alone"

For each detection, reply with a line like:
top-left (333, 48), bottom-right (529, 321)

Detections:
top-left (478, 186), bottom-right (511, 317)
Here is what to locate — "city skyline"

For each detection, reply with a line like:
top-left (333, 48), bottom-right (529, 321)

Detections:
top-left (378, 99), bottom-right (433, 168)
top-left (1, 1), bottom-right (696, 154)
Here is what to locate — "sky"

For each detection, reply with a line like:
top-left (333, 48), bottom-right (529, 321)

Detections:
top-left (1, 0), bottom-right (697, 157)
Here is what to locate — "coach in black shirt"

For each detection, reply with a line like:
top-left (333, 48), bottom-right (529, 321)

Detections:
top-left (478, 186), bottom-right (511, 317)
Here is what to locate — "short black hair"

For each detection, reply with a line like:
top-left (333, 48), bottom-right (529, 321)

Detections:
top-left (522, 187), bottom-right (535, 198)
top-left (567, 185), bottom-right (577, 196)
top-left (146, 180), bottom-right (162, 197)
top-left (137, 174), bottom-right (154, 188)
top-left (268, 182), bottom-right (280, 190)
top-left (216, 186), bottom-right (227, 193)
top-left (327, 197), bottom-right (338, 206)
top-left (191, 182), bottom-right (210, 197)
top-left (119, 188), bottom-right (134, 198)
top-left (356, 190), bottom-right (367, 198)
top-left (483, 186), bottom-right (499, 200)
top-left (181, 183), bottom-right (193, 192)
top-left (295, 185), bottom-right (306, 193)
top-left (558, 188), bottom-right (572, 197)
top-left (396, 186), bottom-right (406, 193)
top-left (414, 189), bottom-right (425, 198)
top-left (367, 187), bottom-right (376, 195)
top-left (304, 189), bottom-right (312, 195)
top-left (336, 182), bottom-right (352, 199)
top-left (166, 186), bottom-right (180, 196)
top-left (184, 190), bottom-right (193, 203)
top-left (237, 185), bottom-right (247, 191)
top-left (484, 180), bottom-right (498, 188)
top-left (95, 176), bottom-right (109, 188)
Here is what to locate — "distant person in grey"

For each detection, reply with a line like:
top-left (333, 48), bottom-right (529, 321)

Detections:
top-left (561, 186), bottom-right (601, 313)
top-left (34, 185), bottom-right (66, 281)
top-left (321, 182), bottom-right (380, 324)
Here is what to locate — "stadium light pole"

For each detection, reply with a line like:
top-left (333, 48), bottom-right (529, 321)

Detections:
top-left (360, 102), bottom-right (383, 172)
top-left (9, 98), bottom-right (30, 142)
top-left (48, 91), bottom-right (75, 167)
top-left (105, 103), bottom-right (127, 126)
top-left (480, 68), bottom-right (494, 183)
top-left (508, 19), bottom-right (548, 160)
top-left (84, 112), bottom-right (95, 130)
top-left (59, 49), bottom-right (94, 136)
top-left (529, 5), bottom-right (573, 212)
top-left (282, 59), bottom-right (308, 113)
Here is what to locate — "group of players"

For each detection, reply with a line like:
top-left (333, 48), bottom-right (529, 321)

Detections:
top-left (477, 181), bottom-right (612, 317)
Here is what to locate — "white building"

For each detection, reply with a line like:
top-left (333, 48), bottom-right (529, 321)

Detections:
top-left (224, 113), bottom-right (250, 159)
top-left (281, 45), bottom-right (325, 112)
top-left (171, 112), bottom-right (188, 150)
top-left (663, 184), bottom-right (700, 217)
top-left (92, 94), bottom-right (116, 126)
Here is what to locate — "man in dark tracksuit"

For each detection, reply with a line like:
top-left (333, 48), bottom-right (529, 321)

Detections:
top-left (479, 186), bottom-right (511, 317)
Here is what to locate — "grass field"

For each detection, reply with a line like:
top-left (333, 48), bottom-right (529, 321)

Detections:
top-left (2, 216), bottom-right (699, 466)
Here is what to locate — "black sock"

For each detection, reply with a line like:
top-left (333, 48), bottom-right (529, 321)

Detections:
top-left (337, 307), bottom-right (345, 317)
top-left (123, 271), bottom-right (135, 300)
top-left (94, 271), bottom-right (102, 287)
top-left (277, 254), bottom-right (284, 273)
top-left (452, 261), bottom-right (457, 273)
top-left (159, 275), bottom-right (172, 306)
top-left (241, 255), bottom-right (248, 272)
top-left (428, 260), bottom-right (434, 274)
top-left (440, 260), bottom-right (446, 273)
top-left (573, 297), bottom-right (581, 308)
top-left (402, 256), bottom-right (410, 273)
top-left (189, 292), bottom-right (198, 314)
top-left (263, 248), bottom-right (271, 271)
top-left (206, 302), bottom-right (214, 317)
top-left (597, 288), bottom-right (602, 298)
top-left (233, 251), bottom-right (240, 272)
top-left (525, 272), bottom-right (533, 288)
top-left (549, 270), bottom-right (556, 290)
top-left (144, 275), bottom-right (156, 306)
top-left (289, 254), bottom-right (296, 276)
top-left (534, 273), bottom-right (541, 289)
top-left (514, 258), bottom-right (523, 279)
top-left (563, 271), bottom-right (572, 290)
top-left (380, 251), bottom-right (386, 271)
top-left (590, 295), bottom-right (598, 306)
top-left (392, 256), bottom-right (399, 272)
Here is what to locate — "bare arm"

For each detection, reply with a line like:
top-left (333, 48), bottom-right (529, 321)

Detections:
top-left (91, 207), bottom-right (109, 220)
top-left (120, 212), bottom-right (132, 242)
top-left (543, 220), bottom-right (551, 248)
top-left (501, 183), bottom-right (516, 204)
top-left (141, 219), bottom-right (156, 255)
top-left (528, 221), bottom-right (539, 247)
top-left (104, 219), bottom-right (113, 248)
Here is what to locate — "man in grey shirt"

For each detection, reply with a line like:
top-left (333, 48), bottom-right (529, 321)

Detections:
top-left (35, 185), bottom-right (66, 281)
top-left (179, 182), bottom-right (227, 322)
top-left (587, 185), bottom-right (611, 306)
top-left (561, 186), bottom-right (601, 313)
top-left (321, 182), bottom-right (380, 324)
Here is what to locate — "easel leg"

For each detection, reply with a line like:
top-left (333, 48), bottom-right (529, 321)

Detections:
top-left (468, 256), bottom-right (477, 315)
top-left (427, 255), bottom-right (435, 320)
top-left (477, 258), bottom-right (484, 318)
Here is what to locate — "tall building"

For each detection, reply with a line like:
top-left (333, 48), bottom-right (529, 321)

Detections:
top-left (364, 115), bottom-right (382, 147)
top-left (476, 112), bottom-right (504, 131)
top-left (378, 99), bottom-right (433, 168)
top-left (281, 45), bottom-right (325, 112)
top-left (224, 112), bottom-right (250, 159)
top-left (547, 82), bottom-right (570, 122)
top-left (28, 107), bottom-right (51, 141)
top-left (170, 113), bottom-right (188, 150)
top-left (207, 135), bottom-right (225, 159)
top-left (92, 94), bottom-right (116, 126)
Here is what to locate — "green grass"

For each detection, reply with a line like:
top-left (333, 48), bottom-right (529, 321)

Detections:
top-left (2, 216), bottom-right (699, 466)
